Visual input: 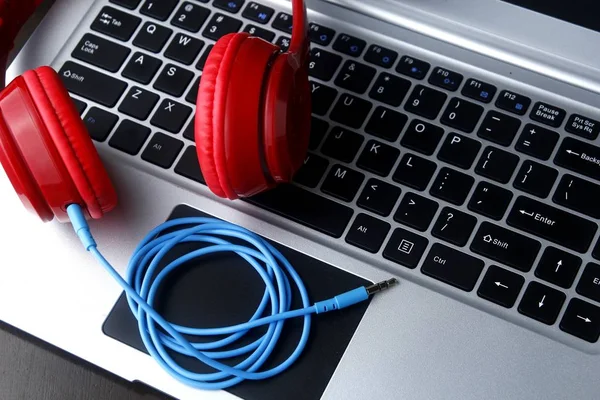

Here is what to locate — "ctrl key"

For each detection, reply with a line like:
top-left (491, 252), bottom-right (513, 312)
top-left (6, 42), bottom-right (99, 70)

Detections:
top-left (383, 228), bottom-right (428, 269)
top-left (560, 298), bottom-right (600, 342)
top-left (421, 243), bottom-right (484, 292)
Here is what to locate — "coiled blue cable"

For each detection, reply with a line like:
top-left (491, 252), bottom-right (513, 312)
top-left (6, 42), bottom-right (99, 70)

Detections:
top-left (66, 204), bottom-right (396, 390)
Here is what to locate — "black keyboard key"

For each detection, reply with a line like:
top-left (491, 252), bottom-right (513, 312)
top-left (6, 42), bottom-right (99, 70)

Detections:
top-left (133, 22), bottom-right (172, 53)
top-left (110, 0), bottom-right (142, 9)
top-left (468, 181), bottom-right (512, 221)
top-left (186, 76), bottom-right (201, 104)
top-left (566, 114), bottom-right (600, 140)
top-left (321, 127), bottom-right (364, 163)
top-left (83, 107), bottom-right (118, 142)
top-left (309, 23), bottom-right (335, 46)
top-left (368, 73), bottom-right (411, 107)
top-left (175, 146), bottom-right (205, 184)
top-left (471, 221), bottom-right (540, 272)
top-left (437, 133), bottom-right (481, 170)
top-left (345, 213), bottom-right (391, 253)
top-left (332, 33), bottom-right (366, 57)
top-left (364, 44), bottom-right (398, 68)
top-left (293, 153), bottom-right (328, 188)
top-left (440, 97), bottom-right (484, 133)
top-left (309, 117), bottom-right (328, 150)
top-left (396, 55), bottom-right (430, 80)
top-left (118, 86), bottom-right (159, 120)
top-left (165, 33), bottom-right (205, 65)
top-left (59, 62), bottom-right (127, 107)
top-left (514, 123), bottom-right (559, 161)
top-left (430, 167), bottom-right (474, 205)
top-left (428, 67), bottom-right (463, 91)
top-left (535, 247), bottom-right (581, 289)
top-left (530, 101), bottom-right (566, 128)
top-left (383, 228), bottom-right (429, 269)
top-left (507, 196), bottom-right (598, 253)
top-left (329, 93), bottom-right (372, 129)
top-left (202, 13), bottom-right (242, 40)
top-left (461, 78), bottom-right (497, 103)
top-left (357, 179), bottom-right (402, 217)
top-left (321, 165), bottom-right (364, 202)
top-left (91, 6), bottom-right (141, 41)
top-left (422, 244), bottom-right (484, 292)
top-left (518, 281), bottom-right (565, 325)
top-left (150, 99), bottom-right (192, 133)
top-left (365, 106), bottom-right (408, 142)
top-left (400, 119), bottom-right (444, 156)
top-left (477, 111), bottom-right (521, 146)
top-left (243, 24), bottom-right (275, 41)
top-left (513, 160), bottom-right (558, 198)
top-left (576, 263), bottom-right (600, 303)
top-left (560, 298), bottom-right (600, 342)
top-left (475, 146), bottom-right (519, 184)
top-left (245, 184), bottom-right (354, 238)
top-left (122, 52), bottom-right (162, 84)
top-left (196, 44), bottom-right (213, 70)
top-left (242, 2), bottom-right (273, 24)
top-left (72, 34), bottom-right (130, 72)
top-left (393, 153), bottom-right (436, 191)
top-left (275, 36), bottom-right (290, 51)
top-left (108, 119), bottom-right (150, 154)
top-left (496, 90), bottom-right (531, 115)
top-left (357, 140), bottom-right (400, 176)
top-left (153, 64), bottom-right (194, 97)
top-left (271, 12), bottom-right (292, 33)
top-left (404, 85), bottom-right (447, 120)
top-left (555, 137), bottom-right (600, 182)
top-left (214, 0), bottom-right (244, 13)
top-left (308, 48), bottom-right (342, 82)
top-left (477, 265), bottom-right (525, 308)
top-left (555, 175), bottom-right (600, 219)
top-left (141, 133), bottom-right (183, 168)
top-left (334, 60), bottom-right (376, 94)
top-left (432, 207), bottom-right (477, 247)
top-left (183, 120), bottom-right (194, 141)
top-left (172, 2), bottom-right (211, 32)
top-left (394, 192), bottom-right (438, 232)
top-left (310, 81), bottom-right (338, 116)
top-left (140, 0), bottom-right (177, 20)
top-left (71, 98), bottom-right (87, 115)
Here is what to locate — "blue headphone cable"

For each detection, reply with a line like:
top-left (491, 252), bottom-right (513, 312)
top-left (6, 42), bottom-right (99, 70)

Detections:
top-left (66, 204), bottom-right (397, 390)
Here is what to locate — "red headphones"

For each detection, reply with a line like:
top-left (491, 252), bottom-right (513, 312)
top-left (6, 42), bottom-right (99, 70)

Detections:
top-left (0, 0), bottom-right (311, 223)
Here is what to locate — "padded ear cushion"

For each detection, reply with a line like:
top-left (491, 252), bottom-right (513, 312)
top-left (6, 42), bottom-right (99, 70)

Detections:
top-left (196, 33), bottom-right (248, 199)
top-left (21, 67), bottom-right (117, 219)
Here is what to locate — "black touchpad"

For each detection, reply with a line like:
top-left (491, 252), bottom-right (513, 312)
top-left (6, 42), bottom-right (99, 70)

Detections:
top-left (103, 204), bottom-right (371, 400)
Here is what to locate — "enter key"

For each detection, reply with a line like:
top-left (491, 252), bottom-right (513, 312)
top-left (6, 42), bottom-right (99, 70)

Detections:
top-left (507, 196), bottom-right (598, 253)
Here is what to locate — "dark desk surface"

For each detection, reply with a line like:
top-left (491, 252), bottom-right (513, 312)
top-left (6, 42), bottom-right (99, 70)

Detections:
top-left (2, 2), bottom-right (168, 399)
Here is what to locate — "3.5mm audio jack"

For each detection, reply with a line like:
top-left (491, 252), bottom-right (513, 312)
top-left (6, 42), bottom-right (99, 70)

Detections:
top-left (366, 278), bottom-right (399, 295)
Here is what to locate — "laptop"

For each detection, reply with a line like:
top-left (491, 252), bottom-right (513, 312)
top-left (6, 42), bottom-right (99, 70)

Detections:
top-left (2, 0), bottom-right (600, 398)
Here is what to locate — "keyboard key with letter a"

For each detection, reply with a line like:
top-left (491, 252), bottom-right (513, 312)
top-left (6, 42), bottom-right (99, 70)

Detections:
top-left (393, 153), bottom-right (437, 191)
top-left (122, 52), bottom-right (162, 84)
top-left (321, 165), bottom-right (365, 202)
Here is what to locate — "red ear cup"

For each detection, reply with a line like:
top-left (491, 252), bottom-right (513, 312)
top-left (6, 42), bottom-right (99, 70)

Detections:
top-left (0, 66), bottom-right (117, 222)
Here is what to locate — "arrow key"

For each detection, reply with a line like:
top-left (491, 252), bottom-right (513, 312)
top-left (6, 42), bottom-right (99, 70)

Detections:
top-left (518, 281), bottom-right (566, 325)
top-left (535, 247), bottom-right (582, 289)
top-left (560, 298), bottom-right (600, 343)
top-left (478, 265), bottom-right (525, 308)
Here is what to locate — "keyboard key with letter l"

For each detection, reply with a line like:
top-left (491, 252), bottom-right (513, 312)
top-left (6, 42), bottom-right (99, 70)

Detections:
top-left (471, 221), bottom-right (540, 272)
top-left (72, 34), bottom-right (130, 72)
top-left (368, 73), bottom-right (411, 107)
top-left (553, 174), bottom-right (600, 218)
top-left (404, 85), bottom-right (447, 120)
top-left (345, 213), bottom-right (391, 253)
top-left (513, 160), bottom-right (558, 198)
top-left (565, 114), bottom-right (600, 140)
top-left (554, 137), bottom-right (600, 182)
top-left (334, 60), bottom-right (376, 94)
top-left (400, 119), bottom-right (444, 156)
top-left (475, 146), bottom-right (519, 184)
top-left (468, 181), bottom-right (513, 221)
top-left (321, 165), bottom-right (364, 202)
top-left (393, 153), bottom-right (437, 191)
top-left (495, 90), bottom-right (531, 115)
top-left (91, 6), bottom-right (141, 41)
top-left (518, 281), bottom-right (566, 325)
top-left (437, 133), bottom-right (481, 170)
top-left (477, 110), bottom-right (521, 146)
top-left (428, 67), bottom-right (463, 91)
top-left (461, 78), bottom-right (497, 103)
top-left (576, 263), bottom-right (600, 303)
top-left (429, 167), bottom-right (474, 205)
top-left (535, 247), bottom-right (581, 289)
top-left (141, 133), bottom-right (184, 169)
top-left (357, 179), bottom-right (401, 217)
top-left (440, 97), bottom-right (483, 133)
top-left (394, 192), bottom-right (438, 232)
top-left (507, 196), bottom-right (598, 253)
top-left (396, 55), bottom-right (430, 80)
top-left (529, 101), bottom-right (566, 128)
top-left (245, 184), bottom-right (354, 238)
top-left (383, 228), bottom-right (429, 269)
top-left (421, 243), bottom-right (484, 292)
top-left (59, 62), bottom-right (127, 107)
top-left (514, 123), bottom-right (559, 161)
top-left (431, 207), bottom-right (476, 247)
top-left (477, 265), bottom-right (525, 308)
top-left (560, 298), bottom-right (600, 342)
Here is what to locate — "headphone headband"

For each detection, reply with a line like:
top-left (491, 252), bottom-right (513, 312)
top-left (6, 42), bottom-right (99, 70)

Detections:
top-left (288, 0), bottom-right (308, 66)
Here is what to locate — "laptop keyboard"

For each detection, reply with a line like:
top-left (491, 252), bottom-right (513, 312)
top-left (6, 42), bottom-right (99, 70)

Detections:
top-left (57, 0), bottom-right (600, 346)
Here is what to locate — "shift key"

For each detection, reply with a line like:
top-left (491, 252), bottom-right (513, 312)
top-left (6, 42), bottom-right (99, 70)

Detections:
top-left (507, 196), bottom-right (597, 253)
top-left (554, 137), bottom-right (600, 182)
top-left (59, 61), bottom-right (127, 107)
